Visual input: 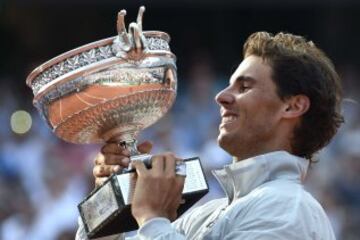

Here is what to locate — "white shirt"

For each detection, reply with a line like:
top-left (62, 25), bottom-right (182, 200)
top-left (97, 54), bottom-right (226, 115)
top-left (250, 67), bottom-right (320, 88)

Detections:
top-left (77, 151), bottom-right (336, 240)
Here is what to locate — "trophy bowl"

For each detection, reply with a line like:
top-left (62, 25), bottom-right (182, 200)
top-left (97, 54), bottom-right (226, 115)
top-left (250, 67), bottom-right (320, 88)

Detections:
top-left (26, 6), bottom-right (177, 145)
top-left (26, 6), bottom-right (208, 238)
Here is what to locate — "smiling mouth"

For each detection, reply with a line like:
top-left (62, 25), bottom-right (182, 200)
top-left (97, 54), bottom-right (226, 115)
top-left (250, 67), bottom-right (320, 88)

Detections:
top-left (222, 115), bottom-right (238, 123)
top-left (219, 115), bottom-right (238, 129)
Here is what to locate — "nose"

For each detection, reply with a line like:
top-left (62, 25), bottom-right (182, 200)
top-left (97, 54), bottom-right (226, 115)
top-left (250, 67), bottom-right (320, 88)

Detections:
top-left (215, 87), bottom-right (235, 106)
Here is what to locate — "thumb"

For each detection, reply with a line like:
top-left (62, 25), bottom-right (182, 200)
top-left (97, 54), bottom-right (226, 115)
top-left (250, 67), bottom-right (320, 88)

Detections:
top-left (137, 141), bottom-right (153, 154)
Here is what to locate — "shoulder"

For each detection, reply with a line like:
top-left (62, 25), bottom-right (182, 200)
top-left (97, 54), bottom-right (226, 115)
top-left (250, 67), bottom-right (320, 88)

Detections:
top-left (241, 180), bottom-right (325, 219)
top-left (249, 180), bottom-right (324, 214)
top-left (229, 180), bottom-right (335, 239)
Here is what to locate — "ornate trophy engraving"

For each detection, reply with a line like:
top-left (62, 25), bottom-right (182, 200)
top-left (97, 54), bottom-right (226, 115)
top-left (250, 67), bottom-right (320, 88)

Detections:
top-left (26, 6), bottom-right (208, 239)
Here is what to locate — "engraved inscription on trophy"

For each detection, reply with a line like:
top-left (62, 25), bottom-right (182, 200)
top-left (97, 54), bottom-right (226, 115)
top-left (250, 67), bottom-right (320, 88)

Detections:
top-left (81, 182), bottom-right (118, 232)
top-left (183, 160), bottom-right (208, 194)
top-left (26, 6), bottom-right (209, 239)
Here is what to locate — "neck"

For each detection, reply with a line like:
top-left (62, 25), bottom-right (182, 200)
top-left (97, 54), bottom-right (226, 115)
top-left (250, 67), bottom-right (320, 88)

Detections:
top-left (233, 141), bottom-right (292, 162)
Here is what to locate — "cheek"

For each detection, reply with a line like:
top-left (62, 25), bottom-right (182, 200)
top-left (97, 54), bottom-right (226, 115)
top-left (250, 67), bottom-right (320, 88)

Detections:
top-left (253, 101), bottom-right (283, 129)
top-left (241, 95), bottom-right (282, 126)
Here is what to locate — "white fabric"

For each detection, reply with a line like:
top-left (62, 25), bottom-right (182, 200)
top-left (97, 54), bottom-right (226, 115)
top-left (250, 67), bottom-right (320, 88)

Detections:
top-left (75, 217), bottom-right (124, 240)
top-left (76, 151), bottom-right (336, 240)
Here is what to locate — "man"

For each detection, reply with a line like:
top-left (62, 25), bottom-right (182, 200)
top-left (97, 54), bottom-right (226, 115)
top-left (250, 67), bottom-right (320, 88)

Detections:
top-left (77, 31), bottom-right (343, 239)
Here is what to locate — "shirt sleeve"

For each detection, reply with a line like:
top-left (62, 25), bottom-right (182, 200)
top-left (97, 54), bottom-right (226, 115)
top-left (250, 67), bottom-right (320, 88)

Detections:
top-left (137, 218), bottom-right (186, 240)
top-left (75, 217), bottom-right (125, 240)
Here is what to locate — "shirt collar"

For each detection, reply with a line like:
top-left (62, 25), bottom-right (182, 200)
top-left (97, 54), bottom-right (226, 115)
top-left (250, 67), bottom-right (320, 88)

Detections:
top-left (212, 151), bottom-right (309, 203)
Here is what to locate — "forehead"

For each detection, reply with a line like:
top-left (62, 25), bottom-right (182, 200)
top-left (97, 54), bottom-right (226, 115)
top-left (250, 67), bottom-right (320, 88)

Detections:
top-left (230, 55), bottom-right (274, 85)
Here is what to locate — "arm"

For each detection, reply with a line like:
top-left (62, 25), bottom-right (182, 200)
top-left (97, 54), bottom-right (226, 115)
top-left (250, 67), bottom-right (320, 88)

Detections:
top-left (75, 217), bottom-right (186, 240)
top-left (136, 218), bottom-right (186, 240)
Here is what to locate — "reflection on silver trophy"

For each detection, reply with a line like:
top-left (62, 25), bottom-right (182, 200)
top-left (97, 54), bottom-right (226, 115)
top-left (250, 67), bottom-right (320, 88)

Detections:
top-left (26, 6), bottom-right (208, 239)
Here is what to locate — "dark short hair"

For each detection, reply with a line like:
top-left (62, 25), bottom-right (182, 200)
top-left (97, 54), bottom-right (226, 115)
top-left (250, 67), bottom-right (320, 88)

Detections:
top-left (243, 32), bottom-right (344, 161)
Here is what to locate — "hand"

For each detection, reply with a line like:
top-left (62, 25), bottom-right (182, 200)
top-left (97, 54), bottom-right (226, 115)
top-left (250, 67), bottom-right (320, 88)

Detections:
top-left (131, 152), bottom-right (185, 227)
top-left (93, 141), bottom-right (153, 187)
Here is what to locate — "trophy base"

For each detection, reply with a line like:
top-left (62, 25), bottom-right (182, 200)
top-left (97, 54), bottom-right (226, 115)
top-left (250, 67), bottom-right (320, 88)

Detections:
top-left (78, 157), bottom-right (209, 239)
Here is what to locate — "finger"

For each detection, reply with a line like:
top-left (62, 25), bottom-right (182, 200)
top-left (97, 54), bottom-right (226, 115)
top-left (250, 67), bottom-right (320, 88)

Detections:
top-left (93, 164), bottom-right (121, 177)
top-left (169, 210), bottom-right (178, 222)
top-left (130, 160), bottom-right (149, 175)
top-left (169, 191), bottom-right (183, 221)
top-left (94, 152), bottom-right (105, 165)
top-left (101, 143), bottom-right (131, 156)
top-left (164, 153), bottom-right (176, 177)
top-left (173, 189), bottom-right (183, 208)
top-left (96, 154), bottom-right (130, 166)
top-left (131, 160), bottom-right (148, 176)
top-left (175, 174), bottom-right (186, 193)
top-left (95, 177), bottom-right (108, 187)
top-left (151, 155), bottom-right (165, 174)
top-left (137, 141), bottom-right (153, 154)
top-left (171, 178), bottom-right (185, 210)
top-left (176, 175), bottom-right (186, 188)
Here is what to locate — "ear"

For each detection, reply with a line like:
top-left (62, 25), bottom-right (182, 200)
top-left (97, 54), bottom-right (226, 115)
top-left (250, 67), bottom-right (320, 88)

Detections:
top-left (282, 95), bottom-right (310, 119)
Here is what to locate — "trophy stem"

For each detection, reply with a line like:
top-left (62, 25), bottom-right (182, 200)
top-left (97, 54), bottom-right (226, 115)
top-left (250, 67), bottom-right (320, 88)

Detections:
top-left (104, 128), bottom-right (144, 156)
top-left (119, 139), bottom-right (153, 168)
top-left (119, 139), bottom-right (140, 156)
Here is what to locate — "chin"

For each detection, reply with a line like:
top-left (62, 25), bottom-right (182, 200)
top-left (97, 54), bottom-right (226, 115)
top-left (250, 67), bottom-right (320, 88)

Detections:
top-left (217, 132), bottom-right (243, 157)
top-left (217, 133), bottom-right (232, 154)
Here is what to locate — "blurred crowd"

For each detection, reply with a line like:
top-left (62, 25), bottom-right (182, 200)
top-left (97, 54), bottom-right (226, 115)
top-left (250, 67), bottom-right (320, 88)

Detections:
top-left (0, 54), bottom-right (360, 240)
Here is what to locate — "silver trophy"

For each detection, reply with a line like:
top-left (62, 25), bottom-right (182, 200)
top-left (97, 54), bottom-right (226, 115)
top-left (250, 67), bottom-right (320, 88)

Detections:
top-left (26, 6), bottom-right (208, 239)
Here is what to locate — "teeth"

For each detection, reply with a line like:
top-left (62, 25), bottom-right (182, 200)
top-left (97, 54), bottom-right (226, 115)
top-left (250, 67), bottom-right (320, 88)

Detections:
top-left (222, 115), bottom-right (237, 123)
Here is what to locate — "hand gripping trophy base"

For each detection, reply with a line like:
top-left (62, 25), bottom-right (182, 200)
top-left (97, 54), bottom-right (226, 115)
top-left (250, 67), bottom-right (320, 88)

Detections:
top-left (26, 6), bottom-right (209, 239)
top-left (78, 148), bottom-right (208, 238)
top-left (78, 136), bottom-right (208, 238)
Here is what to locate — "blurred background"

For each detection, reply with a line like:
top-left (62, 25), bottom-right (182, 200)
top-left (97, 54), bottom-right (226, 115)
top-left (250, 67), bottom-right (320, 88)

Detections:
top-left (1, 0), bottom-right (360, 239)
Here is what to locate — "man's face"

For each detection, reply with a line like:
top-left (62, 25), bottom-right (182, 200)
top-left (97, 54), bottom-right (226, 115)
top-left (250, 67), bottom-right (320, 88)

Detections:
top-left (216, 55), bottom-right (287, 159)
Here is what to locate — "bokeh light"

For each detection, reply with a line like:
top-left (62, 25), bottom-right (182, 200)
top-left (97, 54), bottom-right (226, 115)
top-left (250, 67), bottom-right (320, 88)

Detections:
top-left (10, 110), bottom-right (32, 134)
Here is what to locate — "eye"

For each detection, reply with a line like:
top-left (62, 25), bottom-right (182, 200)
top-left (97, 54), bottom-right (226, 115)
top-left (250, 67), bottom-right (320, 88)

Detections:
top-left (239, 82), bottom-right (250, 92)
